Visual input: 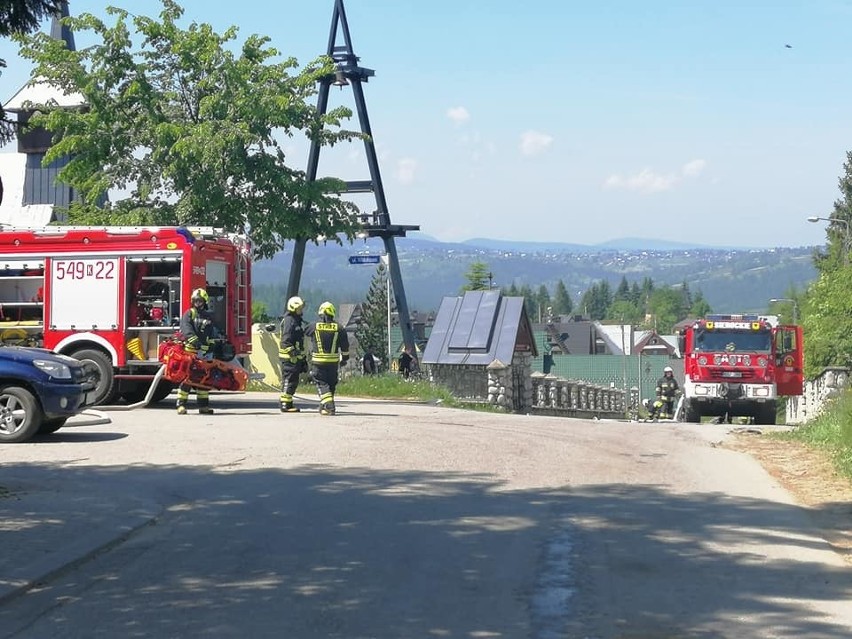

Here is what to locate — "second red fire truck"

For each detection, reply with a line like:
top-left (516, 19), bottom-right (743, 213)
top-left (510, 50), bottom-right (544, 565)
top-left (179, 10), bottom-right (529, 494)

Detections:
top-left (678, 313), bottom-right (803, 425)
top-left (0, 225), bottom-right (252, 405)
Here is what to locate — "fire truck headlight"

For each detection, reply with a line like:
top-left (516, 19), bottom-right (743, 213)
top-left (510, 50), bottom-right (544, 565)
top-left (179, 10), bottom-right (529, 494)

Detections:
top-left (742, 355), bottom-right (751, 366)
top-left (698, 356), bottom-right (708, 366)
top-left (714, 354), bottom-right (722, 365)
top-left (753, 387), bottom-right (770, 397)
top-left (758, 357), bottom-right (768, 367)
top-left (33, 360), bottom-right (72, 380)
top-left (694, 385), bottom-right (710, 396)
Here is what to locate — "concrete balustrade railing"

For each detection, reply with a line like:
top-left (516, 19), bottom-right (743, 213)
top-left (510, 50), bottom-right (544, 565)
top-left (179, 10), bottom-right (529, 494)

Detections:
top-left (530, 372), bottom-right (626, 419)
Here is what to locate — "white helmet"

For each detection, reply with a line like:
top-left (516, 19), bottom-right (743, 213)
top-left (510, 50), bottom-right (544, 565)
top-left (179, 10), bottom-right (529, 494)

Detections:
top-left (287, 296), bottom-right (305, 313)
top-left (664, 366), bottom-right (673, 373)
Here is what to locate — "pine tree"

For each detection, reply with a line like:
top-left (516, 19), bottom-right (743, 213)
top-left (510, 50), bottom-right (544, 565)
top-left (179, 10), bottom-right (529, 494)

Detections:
top-left (355, 264), bottom-right (391, 369)
top-left (552, 280), bottom-right (573, 315)
top-left (462, 260), bottom-right (492, 291)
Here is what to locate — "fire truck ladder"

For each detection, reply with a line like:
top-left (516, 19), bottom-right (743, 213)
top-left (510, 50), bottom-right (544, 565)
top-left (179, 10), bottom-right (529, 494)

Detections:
top-left (235, 251), bottom-right (250, 336)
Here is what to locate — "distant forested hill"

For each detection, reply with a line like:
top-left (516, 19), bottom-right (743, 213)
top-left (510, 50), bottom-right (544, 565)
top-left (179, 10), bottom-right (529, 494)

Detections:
top-left (252, 236), bottom-right (818, 316)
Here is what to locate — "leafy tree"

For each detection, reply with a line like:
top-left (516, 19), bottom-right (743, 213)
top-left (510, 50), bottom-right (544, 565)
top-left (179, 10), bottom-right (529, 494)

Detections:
top-left (15, 0), bottom-right (361, 258)
top-left (802, 270), bottom-right (852, 377)
top-left (812, 151), bottom-right (852, 274)
top-left (355, 264), bottom-right (390, 368)
top-left (461, 260), bottom-right (491, 292)
top-left (644, 287), bottom-right (685, 333)
top-left (606, 299), bottom-right (642, 325)
top-left (251, 300), bottom-right (270, 324)
top-left (0, 0), bottom-right (63, 143)
top-left (551, 279), bottom-right (573, 315)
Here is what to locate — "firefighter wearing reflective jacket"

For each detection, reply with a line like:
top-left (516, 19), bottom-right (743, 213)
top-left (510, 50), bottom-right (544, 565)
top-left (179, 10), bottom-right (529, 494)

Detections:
top-left (176, 288), bottom-right (216, 415)
top-left (305, 301), bottom-right (349, 416)
top-left (278, 295), bottom-right (306, 413)
top-left (652, 366), bottom-right (680, 420)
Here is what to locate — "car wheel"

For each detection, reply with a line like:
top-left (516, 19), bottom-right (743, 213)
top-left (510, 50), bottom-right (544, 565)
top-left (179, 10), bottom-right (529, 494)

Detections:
top-left (38, 417), bottom-right (68, 434)
top-left (0, 385), bottom-right (43, 443)
top-left (72, 348), bottom-right (117, 405)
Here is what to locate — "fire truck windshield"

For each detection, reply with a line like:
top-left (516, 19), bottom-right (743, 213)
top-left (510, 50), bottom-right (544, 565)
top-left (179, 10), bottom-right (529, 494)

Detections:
top-left (693, 329), bottom-right (772, 353)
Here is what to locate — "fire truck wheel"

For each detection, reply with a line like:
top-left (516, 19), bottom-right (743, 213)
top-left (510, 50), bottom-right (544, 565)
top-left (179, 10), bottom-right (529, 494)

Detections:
top-left (120, 380), bottom-right (175, 404)
top-left (0, 386), bottom-right (42, 443)
top-left (683, 400), bottom-right (701, 423)
top-left (755, 402), bottom-right (777, 426)
top-left (73, 348), bottom-right (117, 406)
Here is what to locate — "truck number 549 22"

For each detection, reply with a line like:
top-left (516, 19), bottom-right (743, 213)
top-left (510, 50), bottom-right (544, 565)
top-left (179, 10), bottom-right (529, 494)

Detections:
top-left (54, 260), bottom-right (116, 280)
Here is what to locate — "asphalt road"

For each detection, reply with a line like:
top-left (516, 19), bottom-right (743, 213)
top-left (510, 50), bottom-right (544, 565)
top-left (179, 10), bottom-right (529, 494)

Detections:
top-left (1, 392), bottom-right (850, 638)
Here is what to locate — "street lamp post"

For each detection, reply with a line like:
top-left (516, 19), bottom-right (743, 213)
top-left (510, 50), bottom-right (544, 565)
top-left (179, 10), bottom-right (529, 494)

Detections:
top-left (769, 298), bottom-right (799, 325)
top-left (807, 215), bottom-right (850, 265)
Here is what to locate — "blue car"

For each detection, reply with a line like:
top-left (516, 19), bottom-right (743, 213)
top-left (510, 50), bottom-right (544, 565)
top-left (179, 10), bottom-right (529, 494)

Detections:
top-left (0, 346), bottom-right (94, 443)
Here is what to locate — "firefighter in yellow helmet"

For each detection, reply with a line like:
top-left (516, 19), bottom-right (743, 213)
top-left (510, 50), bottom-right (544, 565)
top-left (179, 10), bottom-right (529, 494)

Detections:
top-left (305, 301), bottom-right (349, 415)
top-left (176, 288), bottom-right (216, 415)
top-left (277, 295), bottom-right (306, 412)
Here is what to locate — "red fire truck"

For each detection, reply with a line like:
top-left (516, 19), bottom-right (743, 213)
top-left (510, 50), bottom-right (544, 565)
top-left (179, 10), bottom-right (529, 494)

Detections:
top-left (0, 226), bottom-right (252, 404)
top-left (678, 313), bottom-right (803, 425)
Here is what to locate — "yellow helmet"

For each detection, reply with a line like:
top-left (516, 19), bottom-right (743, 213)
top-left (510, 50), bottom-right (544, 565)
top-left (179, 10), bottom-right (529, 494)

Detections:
top-left (318, 301), bottom-right (336, 319)
top-left (191, 288), bottom-right (209, 304)
top-left (287, 296), bottom-right (305, 313)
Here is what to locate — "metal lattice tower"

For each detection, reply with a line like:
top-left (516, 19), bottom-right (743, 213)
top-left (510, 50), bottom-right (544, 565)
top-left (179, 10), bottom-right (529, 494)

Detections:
top-left (287, 0), bottom-right (419, 352)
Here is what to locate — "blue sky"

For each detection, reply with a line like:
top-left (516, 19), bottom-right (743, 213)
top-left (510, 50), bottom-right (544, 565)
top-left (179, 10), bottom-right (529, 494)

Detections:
top-left (3, 0), bottom-right (852, 249)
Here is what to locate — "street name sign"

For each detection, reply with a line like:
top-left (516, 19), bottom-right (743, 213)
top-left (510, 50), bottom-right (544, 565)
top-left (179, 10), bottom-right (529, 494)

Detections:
top-left (348, 255), bottom-right (382, 265)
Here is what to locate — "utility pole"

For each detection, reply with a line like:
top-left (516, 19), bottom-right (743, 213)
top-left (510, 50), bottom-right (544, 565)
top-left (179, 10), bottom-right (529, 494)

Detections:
top-left (287, 0), bottom-right (419, 353)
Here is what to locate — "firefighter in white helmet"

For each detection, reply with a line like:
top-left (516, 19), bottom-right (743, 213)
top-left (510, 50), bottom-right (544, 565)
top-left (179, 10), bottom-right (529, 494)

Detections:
top-left (651, 365), bottom-right (680, 420)
top-left (278, 295), bottom-right (306, 412)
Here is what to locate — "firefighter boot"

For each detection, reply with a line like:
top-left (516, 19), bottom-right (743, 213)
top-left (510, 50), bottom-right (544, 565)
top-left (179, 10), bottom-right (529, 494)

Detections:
top-left (281, 402), bottom-right (300, 413)
top-left (319, 401), bottom-right (336, 416)
top-left (176, 403), bottom-right (187, 416)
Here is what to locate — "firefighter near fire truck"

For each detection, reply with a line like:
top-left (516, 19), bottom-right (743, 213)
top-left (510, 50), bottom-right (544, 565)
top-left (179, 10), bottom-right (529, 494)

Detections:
top-left (305, 301), bottom-right (349, 416)
top-left (678, 313), bottom-right (804, 425)
top-left (0, 226), bottom-right (252, 405)
top-left (277, 295), bottom-right (307, 413)
top-left (174, 288), bottom-right (216, 415)
top-left (645, 366), bottom-right (680, 421)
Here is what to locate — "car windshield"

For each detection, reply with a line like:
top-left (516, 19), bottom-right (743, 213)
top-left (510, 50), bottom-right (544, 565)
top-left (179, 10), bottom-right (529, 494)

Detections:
top-left (693, 329), bottom-right (772, 353)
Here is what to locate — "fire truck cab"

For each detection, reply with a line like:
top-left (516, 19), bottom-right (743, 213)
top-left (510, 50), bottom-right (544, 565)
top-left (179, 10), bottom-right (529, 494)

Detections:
top-left (679, 313), bottom-right (803, 425)
top-left (0, 226), bottom-right (252, 405)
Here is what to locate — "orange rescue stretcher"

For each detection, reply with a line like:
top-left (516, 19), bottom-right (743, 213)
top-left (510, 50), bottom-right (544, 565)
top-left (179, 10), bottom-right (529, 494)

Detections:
top-left (158, 339), bottom-right (248, 391)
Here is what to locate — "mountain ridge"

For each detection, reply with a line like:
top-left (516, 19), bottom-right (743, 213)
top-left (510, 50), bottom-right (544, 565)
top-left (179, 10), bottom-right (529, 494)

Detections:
top-left (252, 235), bottom-right (819, 316)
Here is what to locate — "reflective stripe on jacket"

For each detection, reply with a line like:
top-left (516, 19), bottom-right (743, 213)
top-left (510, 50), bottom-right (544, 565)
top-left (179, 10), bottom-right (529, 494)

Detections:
top-left (308, 321), bottom-right (349, 364)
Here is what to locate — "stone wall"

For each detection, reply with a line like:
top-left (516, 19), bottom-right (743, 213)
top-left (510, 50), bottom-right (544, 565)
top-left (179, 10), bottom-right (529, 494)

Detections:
top-left (426, 352), bottom-right (535, 413)
top-left (786, 367), bottom-right (849, 425)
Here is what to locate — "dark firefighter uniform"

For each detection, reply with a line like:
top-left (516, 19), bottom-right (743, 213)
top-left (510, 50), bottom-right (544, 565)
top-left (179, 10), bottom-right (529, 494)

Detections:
top-left (305, 301), bottom-right (349, 416)
top-left (176, 288), bottom-right (216, 415)
top-left (652, 367), bottom-right (680, 419)
top-left (278, 296), bottom-right (307, 413)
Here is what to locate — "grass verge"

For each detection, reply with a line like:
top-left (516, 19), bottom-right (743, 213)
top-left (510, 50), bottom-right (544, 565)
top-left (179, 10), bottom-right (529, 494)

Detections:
top-left (781, 389), bottom-right (852, 480)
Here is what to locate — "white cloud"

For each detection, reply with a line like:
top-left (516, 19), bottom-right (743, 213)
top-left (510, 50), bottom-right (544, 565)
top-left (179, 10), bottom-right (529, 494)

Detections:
top-left (395, 158), bottom-right (417, 184)
top-left (446, 106), bottom-right (470, 124)
top-left (604, 159), bottom-right (707, 194)
top-left (681, 159), bottom-right (706, 177)
top-left (519, 130), bottom-right (553, 156)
